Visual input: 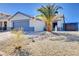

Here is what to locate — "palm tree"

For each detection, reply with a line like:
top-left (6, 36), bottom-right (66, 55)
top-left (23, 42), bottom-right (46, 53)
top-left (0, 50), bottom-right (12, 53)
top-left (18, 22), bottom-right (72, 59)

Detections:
top-left (36, 4), bottom-right (63, 32)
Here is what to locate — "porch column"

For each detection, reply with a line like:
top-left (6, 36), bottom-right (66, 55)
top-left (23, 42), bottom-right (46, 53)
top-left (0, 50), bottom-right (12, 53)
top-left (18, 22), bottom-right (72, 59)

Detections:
top-left (0, 21), bottom-right (2, 30)
top-left (2, 21), bottom-right (4, 30)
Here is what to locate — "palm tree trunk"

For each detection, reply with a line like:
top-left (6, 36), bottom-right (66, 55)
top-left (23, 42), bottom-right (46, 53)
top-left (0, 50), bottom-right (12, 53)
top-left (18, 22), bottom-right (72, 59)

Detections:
top-left (46, 22), bottom-right (52, 32)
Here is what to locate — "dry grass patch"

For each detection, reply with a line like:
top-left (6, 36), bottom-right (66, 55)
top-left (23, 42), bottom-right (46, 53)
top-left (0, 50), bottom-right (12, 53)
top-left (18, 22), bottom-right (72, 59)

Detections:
top-left (27, 39), bottom-right (79, 56)
top-left (0, 30), bottom-right (32, 55)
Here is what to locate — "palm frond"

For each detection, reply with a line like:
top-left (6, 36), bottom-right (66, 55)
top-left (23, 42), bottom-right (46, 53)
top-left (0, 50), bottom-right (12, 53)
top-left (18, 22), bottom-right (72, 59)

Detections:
top-left (37, 4), bottom-right (63, 22)
top-left (36, 14), bottom-right (47, 22)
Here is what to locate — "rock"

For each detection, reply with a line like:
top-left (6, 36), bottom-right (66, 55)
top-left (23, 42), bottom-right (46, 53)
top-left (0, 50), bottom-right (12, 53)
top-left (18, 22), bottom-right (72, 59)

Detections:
top-left (0, 51), bottom-right (6, 56)
top-left (32, 40), bottom-right (35, 42)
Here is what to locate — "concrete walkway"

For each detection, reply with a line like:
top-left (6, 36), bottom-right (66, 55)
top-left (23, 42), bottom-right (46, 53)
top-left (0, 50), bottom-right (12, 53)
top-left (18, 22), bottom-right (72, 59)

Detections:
top-left (0, 32), bottom-right (12, 41)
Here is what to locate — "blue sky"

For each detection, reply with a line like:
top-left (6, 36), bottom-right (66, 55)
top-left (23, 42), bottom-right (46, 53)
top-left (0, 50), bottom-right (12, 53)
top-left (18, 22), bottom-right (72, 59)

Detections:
top-left (0, 3), bottom-right (79, 23)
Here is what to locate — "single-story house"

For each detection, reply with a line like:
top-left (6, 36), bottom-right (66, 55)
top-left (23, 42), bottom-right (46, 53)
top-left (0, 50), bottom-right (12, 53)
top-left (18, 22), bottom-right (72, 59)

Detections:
top-left (0, 12), bottom-right (64, 32)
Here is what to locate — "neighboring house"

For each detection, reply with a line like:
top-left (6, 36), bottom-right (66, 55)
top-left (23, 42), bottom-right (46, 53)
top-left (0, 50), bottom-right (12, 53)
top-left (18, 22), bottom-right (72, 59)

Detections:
top-left (0, 12), bottom-right (64, 32)
top-left (0, 13), bottom-right (11, 31)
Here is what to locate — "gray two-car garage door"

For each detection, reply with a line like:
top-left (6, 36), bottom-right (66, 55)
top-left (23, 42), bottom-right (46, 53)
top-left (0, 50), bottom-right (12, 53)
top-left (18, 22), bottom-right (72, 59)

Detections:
top-left (12, 20), bottom-right (34, 31)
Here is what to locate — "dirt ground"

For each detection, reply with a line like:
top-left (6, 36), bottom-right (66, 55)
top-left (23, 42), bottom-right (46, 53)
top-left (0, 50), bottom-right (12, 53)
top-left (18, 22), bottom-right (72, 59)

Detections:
top-left (0, 31), bottom-right (79, 56)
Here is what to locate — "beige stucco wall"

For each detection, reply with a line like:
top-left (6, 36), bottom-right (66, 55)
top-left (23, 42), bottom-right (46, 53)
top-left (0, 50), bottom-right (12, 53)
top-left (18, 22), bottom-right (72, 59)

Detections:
top-left (30, 19), bottom-right (45, 31)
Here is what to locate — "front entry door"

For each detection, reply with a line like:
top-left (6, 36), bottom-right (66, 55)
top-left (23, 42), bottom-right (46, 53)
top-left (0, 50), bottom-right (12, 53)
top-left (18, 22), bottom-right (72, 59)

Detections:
top-left (53, 22), bottom-right (57, 31)
top-left (3, 21), bottom-right (7, 30)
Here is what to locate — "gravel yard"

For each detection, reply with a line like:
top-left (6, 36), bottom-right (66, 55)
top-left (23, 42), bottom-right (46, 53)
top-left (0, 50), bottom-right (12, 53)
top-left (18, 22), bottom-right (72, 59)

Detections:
top-left (0, 31), bottom-right (79, 56)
